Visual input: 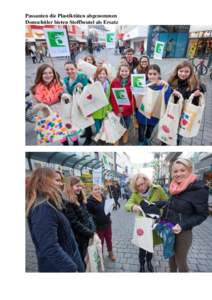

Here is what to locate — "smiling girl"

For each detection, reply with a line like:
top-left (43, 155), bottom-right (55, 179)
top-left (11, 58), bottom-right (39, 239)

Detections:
top-left (31, 64), bottom-right (64, 105)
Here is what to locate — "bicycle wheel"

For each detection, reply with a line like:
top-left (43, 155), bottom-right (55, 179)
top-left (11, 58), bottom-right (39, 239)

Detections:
top-left (196, 63), bottom-right (208, 76)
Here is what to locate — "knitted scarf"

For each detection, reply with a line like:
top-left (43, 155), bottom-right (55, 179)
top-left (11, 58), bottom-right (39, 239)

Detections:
top-left (169, 174), bottom-right (197, 195)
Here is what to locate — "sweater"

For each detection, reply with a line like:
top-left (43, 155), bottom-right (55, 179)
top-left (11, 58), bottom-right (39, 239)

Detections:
top-left (34, 80), bottom-right (64, 105)
top-left (63, 72), bottom-right (89, 95)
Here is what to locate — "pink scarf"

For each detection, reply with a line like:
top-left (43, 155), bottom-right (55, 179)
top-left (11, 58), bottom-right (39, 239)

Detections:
top-left (169, 174), bottom-right (197, 195)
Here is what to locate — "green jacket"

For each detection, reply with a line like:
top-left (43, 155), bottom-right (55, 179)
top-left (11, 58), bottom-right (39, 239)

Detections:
top-left (92, 80), bottom-right (112, 120)
top-left (125, 184), bottom-right (168, 246)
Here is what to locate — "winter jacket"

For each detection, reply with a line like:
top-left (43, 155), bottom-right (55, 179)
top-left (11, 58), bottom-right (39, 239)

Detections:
top-left (136, 83), bottom-right (172, 126)
top-left (63, 72), bottom-right (89, 95)
top-left (87, 194), bottom-right (111, 230)
top-left (28, 199), bottom-right (84, 272)
top-left (34, 80), bottom-right (64, 105)
top-left (92, 79), bottom-right (112, 120)
top-left (125, 184), bottom-right (168, 245)
top-left (164, 180), bottom-right (209, 231)
top-left (110, 78), bottom-right (135, 117)
top-left (63, 200), bottom-right (96, 259)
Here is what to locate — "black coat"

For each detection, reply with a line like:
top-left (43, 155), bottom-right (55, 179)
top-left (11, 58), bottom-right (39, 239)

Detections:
top-left (63, 200), bottom-right (96, 259)
top-left (109, 185), bottom-right (121, 200)
top-left (87, 195), bottom-right (111, 230)
top-left (163, 180), bottom-right (209, 230)
top-left (28, 200), bottom-right (84, 272)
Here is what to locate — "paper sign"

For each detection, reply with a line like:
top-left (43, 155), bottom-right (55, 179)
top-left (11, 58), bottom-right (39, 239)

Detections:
top-left (106, 32), bottom-right (116, 48)
top-left (77, 59), bottom-right (97, 78)
top-left (154, 41), bottom-right (165, 60)
top-left (112, 88), bottom-right (130, 106)
top-left (92, 168), bottom-right (103, 185)
top-left (44, 29), bottom-right (70, 57)
top-left (131, 74), bottom-right (146, 94)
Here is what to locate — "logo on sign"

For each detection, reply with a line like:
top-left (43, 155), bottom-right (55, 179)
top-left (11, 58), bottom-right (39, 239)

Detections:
top-left (48, 32), bottom-right (66, 47)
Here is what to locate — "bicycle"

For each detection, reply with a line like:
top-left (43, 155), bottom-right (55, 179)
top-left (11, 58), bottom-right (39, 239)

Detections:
top-left (195, 58), bottom-right (208, 77)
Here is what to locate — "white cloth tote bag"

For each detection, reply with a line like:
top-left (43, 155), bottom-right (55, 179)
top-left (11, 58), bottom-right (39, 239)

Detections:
top-left (157, 94), bottom-right (183, 145)
top-left (78, 81), bottom-right (109, 117)
top-left (179, 92), bottom-right (205, 138)
top-left (131, 208), bottom-right (154, 253)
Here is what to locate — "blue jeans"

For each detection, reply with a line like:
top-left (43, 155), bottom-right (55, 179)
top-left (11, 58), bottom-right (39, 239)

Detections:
top-left (120, 116), bottom-right (131, 129)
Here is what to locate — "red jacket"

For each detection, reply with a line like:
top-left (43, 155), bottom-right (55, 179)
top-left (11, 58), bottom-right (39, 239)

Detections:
top-left (110, 78), bottom-right (135, 117)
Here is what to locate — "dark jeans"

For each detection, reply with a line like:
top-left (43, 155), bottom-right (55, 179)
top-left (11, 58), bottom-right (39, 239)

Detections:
top-left (114, 197), bottom-right (120, 209)
top-left (97, 224), bottom-right (112, 252)
top-left (138, 123), bottom-right (155, 144)
top-left (139, 248), bottom-right (153, 265)
top-left (120, 116), bottom-right (131, 129)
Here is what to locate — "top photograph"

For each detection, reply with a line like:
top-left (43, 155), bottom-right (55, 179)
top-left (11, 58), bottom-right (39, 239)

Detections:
top-left (25, 25), bottom-right (212, 146)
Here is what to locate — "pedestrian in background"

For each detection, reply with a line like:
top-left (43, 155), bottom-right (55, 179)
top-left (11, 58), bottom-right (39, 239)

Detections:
top-left (108, 181), bottom-right (121, 210)
top-left (125, 173), bottom-right (168, 272)
top-left (165, 159), bottom-right (209, 272)
top-left (26, 167), bottom-right (84, 272)
top-left (87, 184), bottom-right (116, 261)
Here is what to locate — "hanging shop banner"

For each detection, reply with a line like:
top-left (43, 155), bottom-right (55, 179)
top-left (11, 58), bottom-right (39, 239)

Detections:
top-left (106, 32), bottom-right (116, 48)
top-left (112, 88), bottom-right (130, 106)
top-left (92, 168), bottom-right (103, 185)
top-left (44, 28), bottom-right (70, 57)
top-left (154, 41), bottom-right (165, 59)
top-left (131, 74), bottom-right (146, 95)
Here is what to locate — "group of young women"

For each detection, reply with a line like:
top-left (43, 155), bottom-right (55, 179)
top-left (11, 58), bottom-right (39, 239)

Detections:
top-left (29, 49), bottom-right (205, 145)
top-left (26, 158), bottom-right (209, 272)
top-left (26, 169), bottom-right (116, 272)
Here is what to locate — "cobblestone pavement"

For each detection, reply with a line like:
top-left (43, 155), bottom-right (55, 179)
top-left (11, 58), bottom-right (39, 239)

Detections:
top-left (25, 49), bottom-right (212, 146)
top-left (26, 200), bottom-right (212, 273)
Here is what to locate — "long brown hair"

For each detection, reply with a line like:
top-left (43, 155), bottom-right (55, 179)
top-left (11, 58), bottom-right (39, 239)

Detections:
top-left (115, 63), bottom-right (131, 81)
top-left (94, 66), bottom-right (108, 81)
top-left (84, 55), bottom-right (97, 66)
top-left (31, 64), bottom-right (61, 94)
top-left (64, 176), bottom-right (86, 206)
top-left (168, 61), bottom-right (200, 91)
top-left (136, 55), bottom-right (150, 75)
top-left (26, 167), bottom-right (63, 216)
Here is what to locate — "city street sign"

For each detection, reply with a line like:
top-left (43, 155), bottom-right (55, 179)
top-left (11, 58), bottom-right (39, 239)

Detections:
top-left (44, 28), bottom-right (70, 57)
top-left (112, 88), bottom-right (130, 106)
top-left (106, 32), bottom-right (116, 48)
top-left (131, 74), bottom-right (146, 94)
top-left (154, 41), bottom-right (165, 59)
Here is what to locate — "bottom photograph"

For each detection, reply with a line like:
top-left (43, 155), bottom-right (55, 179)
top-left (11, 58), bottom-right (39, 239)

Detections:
top-left (25, 151), bottom-right (212, 273)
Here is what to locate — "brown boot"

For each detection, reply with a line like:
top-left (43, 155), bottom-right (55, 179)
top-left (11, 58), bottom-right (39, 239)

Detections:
top-left (108, 251), bottom-right (116, 261)
top-left (133, 118), bottom-right (139, 129)
top-left (122, 131), bottom-right (129, 144)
